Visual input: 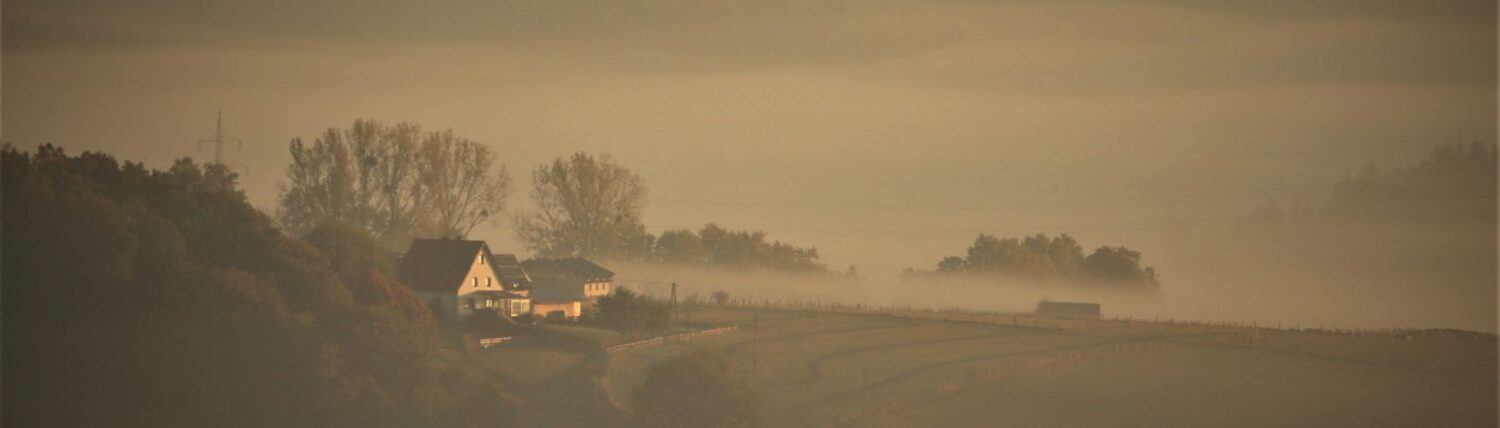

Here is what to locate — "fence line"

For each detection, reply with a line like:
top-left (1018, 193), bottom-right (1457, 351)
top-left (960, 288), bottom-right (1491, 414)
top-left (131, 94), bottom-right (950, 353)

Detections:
top-left (606, 326), bottom-right (740, 353)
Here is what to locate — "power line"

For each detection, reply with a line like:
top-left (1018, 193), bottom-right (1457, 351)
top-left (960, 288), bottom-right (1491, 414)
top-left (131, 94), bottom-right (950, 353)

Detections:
top-left (195, 110), bottom-right (250, 176)
top-left (645, 212), bottom-right (1313, 239)
top-left (647, 182), bottom-right (1335, 213)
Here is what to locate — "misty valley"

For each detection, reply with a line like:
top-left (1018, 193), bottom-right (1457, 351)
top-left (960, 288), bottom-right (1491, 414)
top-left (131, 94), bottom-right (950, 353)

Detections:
top-left (4, 1), bottom-right (1497, 427)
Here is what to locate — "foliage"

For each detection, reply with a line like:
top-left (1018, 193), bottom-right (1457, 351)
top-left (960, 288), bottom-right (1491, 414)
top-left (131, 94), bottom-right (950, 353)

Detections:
top-left (651, 223), bottom-right (827, 274)
top-left (513, 152), bottom-right (652, 259)
top-left (918, 233), bottom-right (1157, 288)
top-left (304, 220), bottom-right (434, 323)
top-left (593, 287), bottom-right (669, 334)
top-left (464, 311), bottom-right (527, 338)
top-left (1324, 142), bottom-right (1496, 223)
top-left (711, 290), bottom-right (732, 306)
top-left (277, 119), bottom-right (512, 247)
top-left (633, 350), bottom-right (759, 428)
top-left (2, 144), bottom-right (514, 427)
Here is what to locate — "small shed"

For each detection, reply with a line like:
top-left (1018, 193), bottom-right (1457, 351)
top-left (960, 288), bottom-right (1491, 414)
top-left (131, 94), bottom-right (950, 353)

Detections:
top-left (1035, 300), bottom-right (1101, 319)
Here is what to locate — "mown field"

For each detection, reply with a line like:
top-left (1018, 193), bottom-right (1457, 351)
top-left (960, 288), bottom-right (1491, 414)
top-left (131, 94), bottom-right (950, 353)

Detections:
top-left (599, 305), bottom-right (1497, 428)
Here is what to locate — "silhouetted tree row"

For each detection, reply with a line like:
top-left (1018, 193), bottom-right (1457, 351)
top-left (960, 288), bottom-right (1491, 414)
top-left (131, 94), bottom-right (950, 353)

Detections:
top-left (278, 119), bottom-right (513, 248)
top-left (593, 287), bottom-right (670, 335)
top-left (653, 223), bottom-right (827, 273)
top-left (913, 233), bottom-right (1158, 288)
top-left (509, 152), bottom-right (830, 274)
top-left (1324, 142), bottom-right (1496, 223)
top-left (3, 145), bottom-right (516, 428)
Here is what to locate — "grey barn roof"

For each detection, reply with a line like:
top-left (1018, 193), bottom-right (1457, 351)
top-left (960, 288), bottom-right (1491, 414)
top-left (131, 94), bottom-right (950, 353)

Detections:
top-left (520, 258), bottom-right (614, 281)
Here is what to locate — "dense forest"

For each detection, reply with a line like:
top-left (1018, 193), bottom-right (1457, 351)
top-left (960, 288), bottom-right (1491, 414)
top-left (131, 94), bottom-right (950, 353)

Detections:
top-left (2, 145), bottom-right (517, 427)
top-left (907, 233), bottom-right (1159, 289)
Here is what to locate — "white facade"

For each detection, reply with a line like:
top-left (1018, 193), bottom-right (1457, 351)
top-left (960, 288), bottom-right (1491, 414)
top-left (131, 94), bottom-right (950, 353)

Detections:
top-left (416, 247), bottom-right (531, 321)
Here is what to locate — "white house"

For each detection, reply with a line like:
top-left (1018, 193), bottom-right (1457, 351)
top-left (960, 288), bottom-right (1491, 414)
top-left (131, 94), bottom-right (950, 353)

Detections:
top-left (396, 239), bottom-right (532, 321)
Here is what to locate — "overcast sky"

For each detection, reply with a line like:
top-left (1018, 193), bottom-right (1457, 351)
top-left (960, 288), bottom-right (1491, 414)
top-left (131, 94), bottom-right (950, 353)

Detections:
top-left (4, 0), bottom-right (1495, 276)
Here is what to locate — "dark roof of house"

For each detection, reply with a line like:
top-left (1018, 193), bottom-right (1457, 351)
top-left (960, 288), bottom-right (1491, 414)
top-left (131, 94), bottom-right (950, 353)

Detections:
top-left (520, 258), bottom-right (614, 281)
top-left (397, 239), bottom-right (490, 293)
top-left (491, 253), bottom-right (532, 290)
top-left (528, 274), bottom-right (588, 301)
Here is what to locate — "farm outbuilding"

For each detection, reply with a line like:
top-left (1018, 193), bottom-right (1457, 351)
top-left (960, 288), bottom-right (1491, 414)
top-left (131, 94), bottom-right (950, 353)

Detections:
top-left (1035, 300), bottom-right (1101, 319)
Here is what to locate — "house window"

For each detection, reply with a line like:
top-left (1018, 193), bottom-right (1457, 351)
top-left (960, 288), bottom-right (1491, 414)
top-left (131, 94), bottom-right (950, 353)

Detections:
top-left (472, 277), bottom-right (478, 287)
top-left (479, 255), bottom-right (485, 265)
top-left (486, 277), bottom-right (492, 287)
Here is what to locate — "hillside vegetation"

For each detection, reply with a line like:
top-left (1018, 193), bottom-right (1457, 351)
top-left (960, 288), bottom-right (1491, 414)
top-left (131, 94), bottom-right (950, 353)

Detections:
top-left (2, 145), bottom-right (516, 427)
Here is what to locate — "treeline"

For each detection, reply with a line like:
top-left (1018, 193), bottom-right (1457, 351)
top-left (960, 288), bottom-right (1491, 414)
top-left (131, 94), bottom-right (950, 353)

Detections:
top-left (278, 119), bottom-right (513, 248)
top-left (282, 121), bottom-right (831, 275)
top-left (652, 223), bottom-right (826, 273)
top-left (3, 145), bottom-right (517, 427)
top-left (908, 233), bottom-right (1158, 288)
top-left (1324, 142), bottom-right (1496, 223)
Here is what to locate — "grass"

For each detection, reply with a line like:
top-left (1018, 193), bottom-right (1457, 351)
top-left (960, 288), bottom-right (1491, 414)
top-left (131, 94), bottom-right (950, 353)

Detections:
top-left (602, 304), bottom-right (1498, 428)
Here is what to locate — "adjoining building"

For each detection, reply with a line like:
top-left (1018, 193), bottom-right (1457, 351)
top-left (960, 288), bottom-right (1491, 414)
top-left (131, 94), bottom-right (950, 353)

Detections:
top-left (522, 258), bottom-right (615, 320)
top-left (396, 239), bottom-right (532, 322)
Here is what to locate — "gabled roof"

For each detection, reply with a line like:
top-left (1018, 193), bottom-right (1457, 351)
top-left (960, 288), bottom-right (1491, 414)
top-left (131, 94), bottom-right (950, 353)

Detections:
top-left (396, 239), bottom-right (493, 293)
top-left (529, 274), bottom-right (589, 301)
top-left (521, 258), bottom-right (614, 281)
top-left (491, 253), bottom-right (532, 290)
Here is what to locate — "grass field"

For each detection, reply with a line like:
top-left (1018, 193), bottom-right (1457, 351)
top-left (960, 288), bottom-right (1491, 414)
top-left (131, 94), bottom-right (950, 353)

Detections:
top-left (597, 305), bottom-right (1497, 428)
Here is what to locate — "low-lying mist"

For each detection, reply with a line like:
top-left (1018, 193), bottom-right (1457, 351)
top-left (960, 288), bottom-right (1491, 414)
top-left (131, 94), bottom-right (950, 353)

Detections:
top-left (610, 219), bottom-right (1496, 333)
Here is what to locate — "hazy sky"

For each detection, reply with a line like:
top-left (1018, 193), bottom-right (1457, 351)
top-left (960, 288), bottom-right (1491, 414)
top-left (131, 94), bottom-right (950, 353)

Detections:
top-left (4, 0), bottom-right (1495, 278)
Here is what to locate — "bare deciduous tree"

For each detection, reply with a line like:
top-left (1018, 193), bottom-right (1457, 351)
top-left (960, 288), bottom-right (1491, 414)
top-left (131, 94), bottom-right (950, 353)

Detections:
top-left (514, 152), bottom-right (650, 258)
top-left (419, 130), bottom-right (512, 238)
top-left (278, 119), bottom-right (512, 248)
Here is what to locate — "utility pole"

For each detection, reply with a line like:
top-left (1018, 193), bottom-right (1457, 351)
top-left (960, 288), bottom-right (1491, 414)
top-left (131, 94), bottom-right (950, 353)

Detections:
top-left (751, 313), bottom-right (759, 383)
top-left (196, 111), bottom-right (246, 170)
top-left (669, 282), bottom-right (678, 326)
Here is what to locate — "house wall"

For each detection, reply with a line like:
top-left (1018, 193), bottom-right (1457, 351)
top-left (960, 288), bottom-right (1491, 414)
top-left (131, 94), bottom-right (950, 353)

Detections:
top-left (455, 250), bottom-right (508, 319)
top-left (583, 280), bottom-right (611, 298)
top-left (533, 301), bottom-right (581, 320)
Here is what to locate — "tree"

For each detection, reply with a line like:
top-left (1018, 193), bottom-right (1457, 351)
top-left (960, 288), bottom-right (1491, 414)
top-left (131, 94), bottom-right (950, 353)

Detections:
top-left (304, 220), bottom-right (435, 324)
top-left (920, 232), bottom-right (1158, 289)
top-left (1083, 246), bottom-right (1159, 287)
top-left (711, 290), bottom-right (732, 306)
top-left (650, 223), bottom-right (827, 273)
top-left (513, 152), bottom-right (651, 258)
top-left (278, 119), bottom-right (512, 248)
top-left (419, 130), bottom-right (513, 238)
top-left (2, 144), bottom-right (509, 427)
top-left (593, 287), bottom-right (668, 335)
top-left (633, 351), bottom-right (758, 428)
top-left (655, 229), bottom-right (712, 264)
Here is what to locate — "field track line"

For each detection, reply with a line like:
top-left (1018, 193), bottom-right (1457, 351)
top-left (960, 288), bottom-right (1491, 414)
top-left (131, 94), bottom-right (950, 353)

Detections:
top-left (768, 331), bottom-right (1017, 389)
top-left (724, 317), bottom-right (918, 355)
top-left (1159, 335), bottom-right (1475, 379)
top-left (793, 331), bottom-right (1218, 412)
